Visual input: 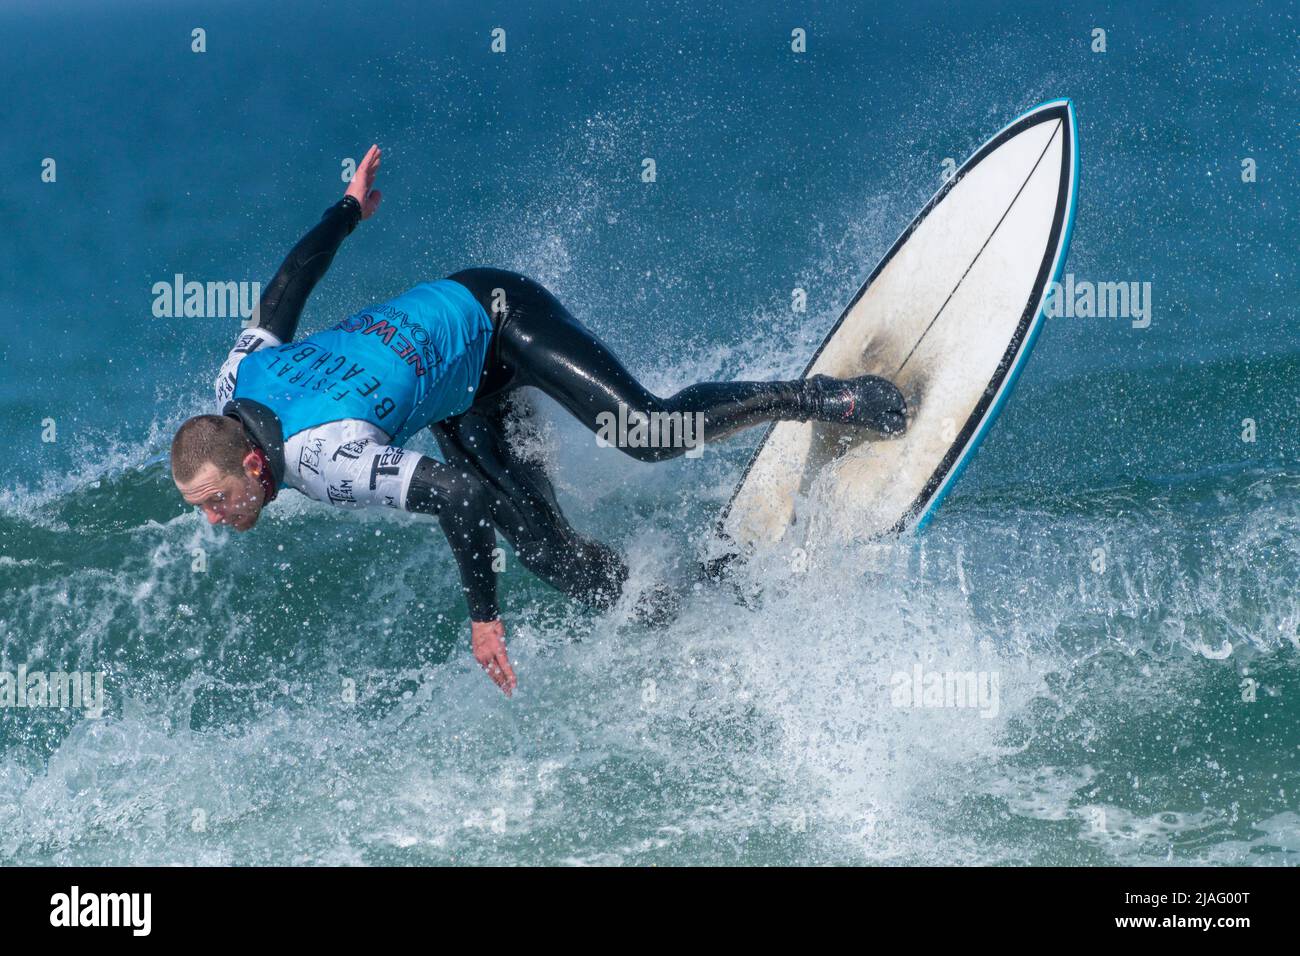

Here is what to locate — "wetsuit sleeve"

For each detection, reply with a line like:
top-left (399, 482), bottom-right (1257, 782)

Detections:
top-left (405, 456), bottom-right (501, 623)
top-left (255, 195), bottom-right (363, 343)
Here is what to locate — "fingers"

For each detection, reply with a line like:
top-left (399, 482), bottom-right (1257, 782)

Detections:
top-left (495, 649), bottom-right (518, 696)
top-left (476, 645), bottom-right (516, 696)
top-left (481, 652), bottom-right (515, 696)
top-left (344, 146), bottom-right (381, 214)
top-left (353, 145), bottom-right (380, 190)
top-left (471, 618), bottom-right (514, 696)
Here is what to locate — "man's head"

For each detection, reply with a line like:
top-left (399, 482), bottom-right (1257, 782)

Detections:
top-left (171, 415), bottom-right (270, 532)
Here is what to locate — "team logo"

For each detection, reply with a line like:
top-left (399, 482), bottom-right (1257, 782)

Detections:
top-left (332, 439), bottom-right (371, 461)
top-left (327, 479), bottom-right (356, 505)
top-left (297, 437), bottom-right (325, 476)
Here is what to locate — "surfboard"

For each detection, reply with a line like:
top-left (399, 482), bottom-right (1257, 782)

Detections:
top-left (717, 99), bottom-right (1079, 550)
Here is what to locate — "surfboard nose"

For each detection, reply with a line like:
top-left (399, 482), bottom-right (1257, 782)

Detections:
top-left (720, 97), bottom-right (1079, 546)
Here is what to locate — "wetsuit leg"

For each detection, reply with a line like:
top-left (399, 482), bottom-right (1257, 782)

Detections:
top-left (431, 392), bottom-right (629, 611)
top-left (436, 268), bottom-right (902, 617)
top-left (449, 268), bottom-right (905, 462)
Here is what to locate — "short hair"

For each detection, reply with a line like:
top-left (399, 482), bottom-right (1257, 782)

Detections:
top-left (171, 415), bottom-right (252, 483)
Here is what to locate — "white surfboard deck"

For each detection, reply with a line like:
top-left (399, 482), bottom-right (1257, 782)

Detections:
top-left (719, 99), bottom-right (1079, 550)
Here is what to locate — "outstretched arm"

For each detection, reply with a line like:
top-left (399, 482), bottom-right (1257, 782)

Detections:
top-left (289, 427), bottom-right (518, 697)
top-left (406, 456), bottom-right (518, 697)
top-left (254, 144), bottom-right (384, 342)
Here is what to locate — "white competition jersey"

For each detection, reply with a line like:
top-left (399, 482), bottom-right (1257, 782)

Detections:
top-left (215, 327), bottom-right (422, 510)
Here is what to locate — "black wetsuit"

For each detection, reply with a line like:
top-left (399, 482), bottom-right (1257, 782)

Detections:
top-left (237, 199), bottom-right (904, 623)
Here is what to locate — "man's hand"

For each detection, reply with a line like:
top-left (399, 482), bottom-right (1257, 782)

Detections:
top-left (345, 144), bottom-right (383, 220)
top-left (471, 618), bottom-right (517, 697)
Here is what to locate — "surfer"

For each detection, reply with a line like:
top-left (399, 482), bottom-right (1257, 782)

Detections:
top-left (169, 145), bottom-right (907, 695)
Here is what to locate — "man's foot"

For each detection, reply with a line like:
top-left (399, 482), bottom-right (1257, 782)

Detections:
top-left (803, 374), bottom-right (907, 435)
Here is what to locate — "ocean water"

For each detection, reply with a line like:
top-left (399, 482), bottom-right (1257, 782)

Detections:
top-left (1, 0), bottom-right (1297, 865)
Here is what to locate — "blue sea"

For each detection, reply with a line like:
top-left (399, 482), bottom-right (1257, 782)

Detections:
top-left (1, 0), bottom-right (1297, 865)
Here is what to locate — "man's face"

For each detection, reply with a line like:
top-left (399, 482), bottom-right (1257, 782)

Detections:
top-left (175, 456), bottom-right (266, 532)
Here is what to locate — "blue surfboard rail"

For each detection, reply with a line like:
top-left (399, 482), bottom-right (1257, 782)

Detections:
top-left (913, 98), bottom-right (1080, 532)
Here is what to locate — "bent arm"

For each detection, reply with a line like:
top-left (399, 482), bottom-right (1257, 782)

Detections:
top-left (254, 195), bottom-right (362, 342)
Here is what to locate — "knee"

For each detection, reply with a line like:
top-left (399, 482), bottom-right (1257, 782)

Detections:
top-left (516, 537), bottom-right (627, 609)
top-left (514, 539), bottom-right (572, 583)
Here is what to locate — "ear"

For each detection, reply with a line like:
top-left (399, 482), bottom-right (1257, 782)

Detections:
top-left (242, 449), bottom-right (263, 479)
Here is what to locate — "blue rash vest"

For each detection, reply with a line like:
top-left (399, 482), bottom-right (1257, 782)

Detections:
top-left (232, 279), bottom-right (494, 443)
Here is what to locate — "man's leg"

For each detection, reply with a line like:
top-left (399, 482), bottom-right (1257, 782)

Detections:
top-left (432, 393), bottom-right (629, 611)
top-left (449, 267), bottom-right (906, 463)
